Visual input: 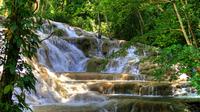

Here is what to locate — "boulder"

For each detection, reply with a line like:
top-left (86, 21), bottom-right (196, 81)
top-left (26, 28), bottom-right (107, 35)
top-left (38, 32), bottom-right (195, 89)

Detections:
top-left (86, 58), bottom-right (107, 72)
top-left (64, 37), bottom-right (98, 57)
top-left (139, 60), bottom-right (158, 76)
top-left (134, 43), bottom-right (159, 56)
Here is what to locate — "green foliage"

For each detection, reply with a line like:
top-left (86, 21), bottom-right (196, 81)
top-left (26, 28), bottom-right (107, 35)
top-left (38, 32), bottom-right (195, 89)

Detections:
top-left (39, 0), bottom-right (97, 31)
top-left (3, 85), bottom-right (13, 94)
top-left (0, 0), bottom-right (39, 111)
top-left (97, 0), bottom-right (145, 40)
top-left (153, 44), bottom-right (200, 83)
top-left (138, 1), bottom-right (200, 92)
top-left (52, 29), bottom-right (65, 37)
top-left (191, 73), bottom-right (200, 94)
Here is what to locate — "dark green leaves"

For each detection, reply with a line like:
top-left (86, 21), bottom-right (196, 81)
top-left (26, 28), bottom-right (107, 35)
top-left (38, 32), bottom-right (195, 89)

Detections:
top-left (0, 0), bottom-right (39, 111)
top-left (153, 45), bottom-right (200, 85)
top-left (3, 85), bottom-right (13, 94)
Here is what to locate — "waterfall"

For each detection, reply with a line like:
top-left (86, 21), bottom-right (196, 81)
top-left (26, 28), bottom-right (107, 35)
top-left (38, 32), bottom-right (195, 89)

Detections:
top-left (25, 21), bottom-right (109, 105)
top-left (36, 21), bottom-right (89, 72)
top-left (0, 21), bottom-right (199, 112)
top-left (103, 46), bottom-right (140, 75)
top-left (51, 21), bottom-right (79, 38)
top-left (95, 38), bottom-right (104, 57)
top-left (37, 37), bottom-right (88, 72)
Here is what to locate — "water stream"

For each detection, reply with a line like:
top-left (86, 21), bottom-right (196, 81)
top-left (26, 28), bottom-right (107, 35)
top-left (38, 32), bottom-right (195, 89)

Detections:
top-left (0, 21), bottom-right (199, 112)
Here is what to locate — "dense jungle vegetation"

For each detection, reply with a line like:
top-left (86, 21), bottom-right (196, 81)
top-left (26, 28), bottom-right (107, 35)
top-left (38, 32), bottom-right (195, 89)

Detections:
top-left (0, 0), bottom-right (200, 111)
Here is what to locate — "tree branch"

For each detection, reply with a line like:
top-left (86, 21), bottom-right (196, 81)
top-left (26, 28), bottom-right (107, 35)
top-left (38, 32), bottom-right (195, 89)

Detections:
top-left (172, 2), bottom-right (192, 45)
top-left (39, 32), bottom-right (54, 42)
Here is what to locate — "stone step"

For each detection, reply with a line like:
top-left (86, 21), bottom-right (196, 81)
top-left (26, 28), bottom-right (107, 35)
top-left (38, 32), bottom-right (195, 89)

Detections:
top-left (107, 94), bottom-right (200, 102)
top-left (59, 72), bottom-right (153, 80)
top-left (86, 81), bottom-right (172, 96)
top-left (53, 79), bottom-right (174, 96)
top-left (33, 97), bottom-right (200, 112)
top-left (33, 104), bottom-right (102, 112)
top-left (54, 80), bottom-right (174, 96)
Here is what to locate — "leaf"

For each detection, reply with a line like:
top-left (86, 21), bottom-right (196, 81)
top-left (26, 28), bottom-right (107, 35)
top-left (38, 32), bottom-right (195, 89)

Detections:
top-left (4, 85), bottom-right (13, 94)
top-left (9, 64), bottom-right (16, 74)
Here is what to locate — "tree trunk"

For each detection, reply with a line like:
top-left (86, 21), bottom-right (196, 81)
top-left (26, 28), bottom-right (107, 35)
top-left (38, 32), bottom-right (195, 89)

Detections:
top-left (0, 0), bottom-right (21, 105)
top-left (172, 2), bottom-right (192, 45)
top-left (104, 14), bottom-right (111, 38)
top-left (0, 37), bottom-right (20, 104)
top-left (180, 0), bottom-right (198, 47)
top-left (137, 10), bottom-right (144, 35)
top-left (97, 12), bottom-right (101, 38)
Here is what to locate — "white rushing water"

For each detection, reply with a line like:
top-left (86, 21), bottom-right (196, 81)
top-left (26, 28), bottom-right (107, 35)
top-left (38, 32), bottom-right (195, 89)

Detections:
top-left (37, 37), bottom-right (88, 72)
top-left (24, 21), bottom-right (109, 106)
top-left (103, 46), bottom-right (140, 75)
top-left (37, 21), bottom-right (88, 72)
top-left (28, 21), bottom-right (142, 106)
top-left (51, 21), bottom-right (79, 38)
top-left (23, 65), bottom-right (108, 106)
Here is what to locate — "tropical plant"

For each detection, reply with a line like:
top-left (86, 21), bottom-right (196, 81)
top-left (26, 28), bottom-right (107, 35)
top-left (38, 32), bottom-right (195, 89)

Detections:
top-left (0, 0), bottom-right (39, 111)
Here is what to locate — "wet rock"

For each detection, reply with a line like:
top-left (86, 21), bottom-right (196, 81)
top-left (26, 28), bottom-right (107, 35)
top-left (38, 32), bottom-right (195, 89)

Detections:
top-left (65, 37), bottom-right (98, 57)
top-left (139, 60), bottom-right (158, 76)
top-left (73, 27), bottom-right (84, 36)
top-left (134, 43), bottom-right (159, 56)
top-left (86, 58), bottom-right (107, 72)
top-left (33, 104), bottom-right (101, 112)
top-left (102, 41), bottom-right (110, 56)
top-left (104, 99), bottom-right (186, 112)
top-left (88, 81), bottom-right (173, 96)
top-left (101, 39), bottom-right (121, 56)
top-left (68, 92), bottom-right (107, 103)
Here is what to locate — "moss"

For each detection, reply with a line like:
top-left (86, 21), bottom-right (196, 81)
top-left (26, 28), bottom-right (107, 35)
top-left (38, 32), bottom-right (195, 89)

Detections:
top-left (134, 43), bottom-right (159, 56)
top-left (64, 37), bottom-right (98, 57)
top-left (139, 59), bottom-right (158, 76)
top-left (86, 58), bottom-right (107, 72)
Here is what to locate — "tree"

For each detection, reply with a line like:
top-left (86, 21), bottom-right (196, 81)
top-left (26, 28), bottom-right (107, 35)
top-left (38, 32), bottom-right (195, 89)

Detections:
top-left (0, 0), bottom-right (39, 111)
top-left (142, 0), bottom-right (200, 92)
top-left (97, 0), bottom-right (145, 40)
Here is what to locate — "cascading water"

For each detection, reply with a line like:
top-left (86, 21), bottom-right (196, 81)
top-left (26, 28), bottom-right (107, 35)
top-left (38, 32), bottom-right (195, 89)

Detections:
top-left (95, 38), bottom-right (104, 57)
top-left (36, 21), bottom-right (88, 72)
top-left (0, 20), bottom-right (199, 112)
top-left (52, 21), bottom-right (79, 38)
top-left (103, 46), bottom-right (140, 75)
top-left (37, 37), bottom-right (88, 72)
top-left (26, 21), bottom-right (109, 107)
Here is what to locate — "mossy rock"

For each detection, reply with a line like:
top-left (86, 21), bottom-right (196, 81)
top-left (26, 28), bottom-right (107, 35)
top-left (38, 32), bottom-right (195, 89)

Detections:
top-left (89, 81), bottom-right (172, 96)
top-left (76, 37), bottom-right (97, 57)
top-left (139, 59), bottom-right (158, 75)
top-left (64, 37), bottom-right (98, 57)
top-left (86, 58), bottom-right (107, 72)
top-left (102, 40), bottom-right (111, 56)
top-left (134, 43), bottom-right (159, 56)
top-left (73, 27), bottom-right (84, 36)
top-left (104, 99), bottom-right (186, 112)
top-left (101, 39), bottom-right (123, 56)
